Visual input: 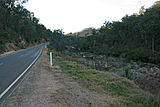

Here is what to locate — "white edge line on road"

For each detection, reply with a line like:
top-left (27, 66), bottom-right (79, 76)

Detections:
top-left (0, 63), bottom-right (3, 66)
top-left (0, 49), bottom-right (43, 99)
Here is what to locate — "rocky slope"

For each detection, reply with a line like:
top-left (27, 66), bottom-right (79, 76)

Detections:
top-left (57, 51), bottom-right (160, 98)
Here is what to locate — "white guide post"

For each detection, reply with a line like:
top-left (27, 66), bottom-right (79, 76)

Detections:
top-left (50, 52), bottom-right (53, 66)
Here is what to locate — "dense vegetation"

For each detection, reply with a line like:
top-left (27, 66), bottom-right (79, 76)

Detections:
top-left (50, 1), bottom-right (160, 65)
top-left (0, 0), bottom-right (53, 53)
top-left (1, 0), bottom-right (160, 64)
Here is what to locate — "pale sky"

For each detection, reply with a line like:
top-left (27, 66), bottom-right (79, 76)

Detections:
top-left (23, 0), bottom-right (155, 33)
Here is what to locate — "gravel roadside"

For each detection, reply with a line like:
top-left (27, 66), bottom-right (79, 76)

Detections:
top-left (0, 48), bottom-right (108, 107)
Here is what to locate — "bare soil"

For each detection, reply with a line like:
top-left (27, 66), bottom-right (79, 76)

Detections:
top-left (0, 49), bottom-right (109, 107)
top-left (0, 50), bottom-right (16, 57)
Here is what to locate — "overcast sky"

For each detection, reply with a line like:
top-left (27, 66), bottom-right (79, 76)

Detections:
top-left (23, 0), bottom-right (155, 33)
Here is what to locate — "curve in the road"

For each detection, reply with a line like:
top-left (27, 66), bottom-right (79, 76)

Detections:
top-left (0, 44), bottom-right (45, 99)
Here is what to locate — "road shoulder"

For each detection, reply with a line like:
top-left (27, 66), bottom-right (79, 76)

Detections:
top-left (1, 48), bottom-right (108, 107)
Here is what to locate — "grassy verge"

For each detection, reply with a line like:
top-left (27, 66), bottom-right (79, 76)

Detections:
top-left (53, 52), bottom-right (160, 107)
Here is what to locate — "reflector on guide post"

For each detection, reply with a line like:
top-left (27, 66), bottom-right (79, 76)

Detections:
top-left (50, 52), bottom-right (53, 66)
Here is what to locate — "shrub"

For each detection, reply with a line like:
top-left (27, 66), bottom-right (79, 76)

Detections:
top-left (126, 48), bottom-right (153, 62)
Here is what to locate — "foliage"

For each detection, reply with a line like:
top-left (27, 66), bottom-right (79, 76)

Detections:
top-left (54, 54), bottom-right (160, 107)
top-left (50, 1), bottom-right (160, 65)
top-left (0, 0), bottom-right (54, 53)
top-left (123, 67), bottom-right (133, 79)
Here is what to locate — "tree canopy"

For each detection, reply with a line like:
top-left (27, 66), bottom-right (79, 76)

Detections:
top-left (49, 1), bottom-right (160, 65)
top-left (0, 0), bottom-right (54, 52)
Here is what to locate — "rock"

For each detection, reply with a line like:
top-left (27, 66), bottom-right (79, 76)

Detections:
top-left (83, 55), bottom-right (86, 58)
top-left (96, 55), bottom-right (104, 59)
top-left (150, 68), bottom-right (154, 73)
top-left (132, 71), bottom-right (145, 81)
top-left (153, 67), bottom-right (160, 72)
top-left (154, 72), bottom-right (158, 75)
top-left (137, 67), bottom-right (148, 74)
top-left (5, 43), bottom-right (9, 51)
top-left (130, 62), bottom-right (139, 69)
top-left (130, 69), bottom-right (136, 73)
top-left (130, 62), bottom-right (137, 65)
top-left (104, 64), bottom-right (108, 68)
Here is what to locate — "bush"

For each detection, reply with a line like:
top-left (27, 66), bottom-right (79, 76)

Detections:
top-left (123, 67), bottom-right (133, 79)
top-left (126, 48), bottom-right (152, 62)
top-left (96, 46), bottom-right (160, 65)
top-left (150, 52), bottom-right (160, 65)
top-left (47, 48), bottom-right (51, 55)
top-left (0, 39), bottom-right (6, 45)
top-left (0, 39), bottom-right (6, 52)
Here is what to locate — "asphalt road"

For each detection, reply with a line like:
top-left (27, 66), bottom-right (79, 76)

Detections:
top-left (0, 44), bottom-right (45, 99)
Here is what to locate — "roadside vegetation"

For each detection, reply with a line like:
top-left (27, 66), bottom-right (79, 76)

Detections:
top-left (51, 51), bottom-right (160, 107)
top-left (48, 1), bottom-right (160, 105)
top-left (0, 0), bottom-right (54, 53)
top-left (49, 1), bottom-right (160, 65)
top-left (1, 0), bottom-right (160, 105)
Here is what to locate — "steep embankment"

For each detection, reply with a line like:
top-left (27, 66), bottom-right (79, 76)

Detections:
top-left (0, 0), bottom-right (51, 54)
top-left (51, 49), bottom-right (160, 106)
top-left (0, 36), bottom-right (46, 55)
top-left (56, 51), bottom-right (160, 98)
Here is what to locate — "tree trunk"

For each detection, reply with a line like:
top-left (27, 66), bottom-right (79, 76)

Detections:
top-left (152, 37), bottom-right (154, 53)
top-left (144, 35), bottom-right (147, 46)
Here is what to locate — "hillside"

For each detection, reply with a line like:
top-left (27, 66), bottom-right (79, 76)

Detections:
top-left (0, 0), bottom-right (52, 54)
top-left (66, 28), bottom-right (94, 37)
top-left (77, 28), bottom-right (94, 37)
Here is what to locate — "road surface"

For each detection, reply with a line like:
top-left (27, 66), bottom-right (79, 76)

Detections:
top-left (0, 44), bottom-right (45, 99)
